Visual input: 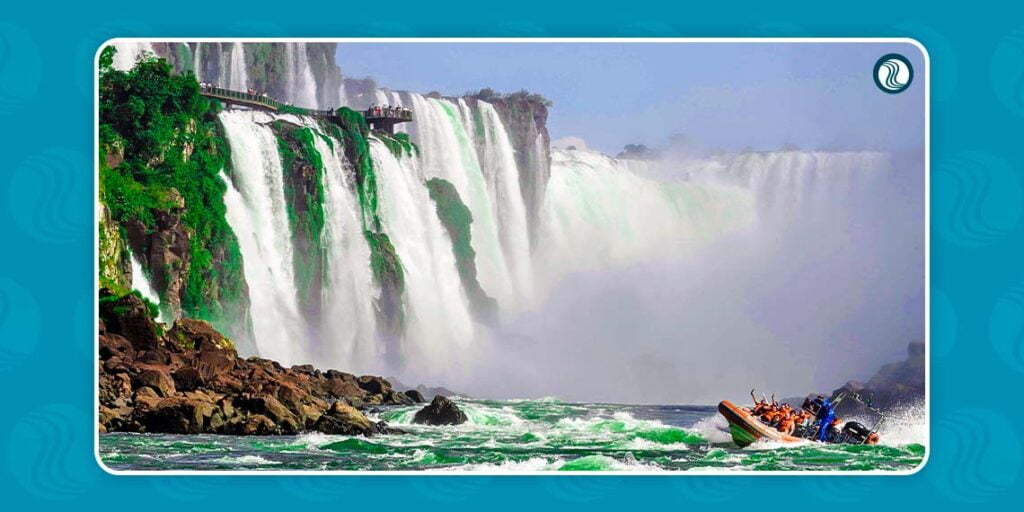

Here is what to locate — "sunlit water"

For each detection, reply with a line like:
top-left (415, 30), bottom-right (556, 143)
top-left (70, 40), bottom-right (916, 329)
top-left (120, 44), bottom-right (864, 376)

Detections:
top-left (99, 398), bottom-right (924, 471)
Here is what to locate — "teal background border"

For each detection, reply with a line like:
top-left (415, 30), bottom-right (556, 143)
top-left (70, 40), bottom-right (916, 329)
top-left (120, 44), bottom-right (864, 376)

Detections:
top-left (2, 0), bottom-right (1022, 506)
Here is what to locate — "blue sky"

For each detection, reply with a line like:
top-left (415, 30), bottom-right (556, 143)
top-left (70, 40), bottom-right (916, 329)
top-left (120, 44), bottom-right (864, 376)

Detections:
top-left (336, 42), bottom-right (925, 154)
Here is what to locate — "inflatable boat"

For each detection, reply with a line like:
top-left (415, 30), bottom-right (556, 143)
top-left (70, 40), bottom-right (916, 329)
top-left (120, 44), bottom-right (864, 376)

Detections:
top-left (718, 400), bottom-right (802, 447)
top-left (718, 391), bottom-right (883, 448)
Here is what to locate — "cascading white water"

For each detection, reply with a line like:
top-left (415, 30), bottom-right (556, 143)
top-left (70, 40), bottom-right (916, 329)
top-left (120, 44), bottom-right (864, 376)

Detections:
top-left (474, 102), bottom-right (534, 304)
top-left (310, 127), bottom-right (380, 372)
top-left (218, 110), bottom-right (308, 364)
top-left (225, 43), bottom-right (249, 91)
top-left (368, 139), bottom-right (477, 376)
top-left (111, 41), bottom-right (155, 71)
top-left (402, 93), bottom-right (519, 307)
top-left (130, 253), bottom-right (167, 324)
top-left (286, 43), bottom-right (319, 108)
top-left (536, 148), bottom-right (756, 288)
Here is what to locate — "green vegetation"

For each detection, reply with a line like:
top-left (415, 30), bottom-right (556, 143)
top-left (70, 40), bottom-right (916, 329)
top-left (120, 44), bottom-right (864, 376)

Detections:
top-left (100, 288), bottom-right (161, 321)
top-left (425, 178), bottom-right (497, 322)
top-left (274, 123), bottom-right (327, 307)
top-left (378, 131), bottom-right (419, 159)
top-left (466, 87), bottom-right (553, 108)
top-left (244, 43), bottom-right (289, 98)
top-left (327, 106), bottom-right (407, 332)
top-left (98, 46), bottom-right (246, 332)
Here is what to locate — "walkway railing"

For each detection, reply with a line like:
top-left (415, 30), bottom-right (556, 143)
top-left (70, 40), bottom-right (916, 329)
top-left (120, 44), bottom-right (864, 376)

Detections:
top-left (199, 85), bottom-right (413, 125)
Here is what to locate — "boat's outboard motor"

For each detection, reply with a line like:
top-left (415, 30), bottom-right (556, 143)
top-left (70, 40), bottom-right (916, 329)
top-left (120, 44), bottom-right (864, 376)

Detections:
top-left (840, 421), bottom-right (872, 444)
top-left (802, 396), bottom-right (823, 416)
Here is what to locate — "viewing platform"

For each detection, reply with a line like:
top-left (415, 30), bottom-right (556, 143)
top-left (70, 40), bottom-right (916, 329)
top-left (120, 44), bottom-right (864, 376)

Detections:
top-left (198, 85), bottom-right (411, 131)
top-left (365, 106), bottom-right (413, 135)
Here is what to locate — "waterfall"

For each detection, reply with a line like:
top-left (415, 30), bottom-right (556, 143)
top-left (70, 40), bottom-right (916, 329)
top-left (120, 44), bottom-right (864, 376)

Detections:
top-left (199, 77), bottom-right (907, 392)
top-left (111, 41), bottom-right (154, 71)
top-left (218, 110), bottom-right (308, 364)
top-left (400, 93), bottom-right (520, 307)
top-left (312, 128), bottom-right (380, 371)
top-left (537, 149), bottom-right (756, 286)
top-left (286, 43), bottom-right (319, 108)
top-left (226, 43), bottom-right (248, 91)
top-left (130, 253), bottom-right (167, 324)
top-left (368, 139), bottom-right (476, 375)
top-left (475, 102), bottom-right (534, 303)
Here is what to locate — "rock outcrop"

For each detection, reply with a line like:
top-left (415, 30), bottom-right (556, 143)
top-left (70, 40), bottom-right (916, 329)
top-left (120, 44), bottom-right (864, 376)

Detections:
top-left (832, 341), bottom-right (925, 413)
top-left (466, 91), bottom-right (551, 245)
top-left (124, 188), bottom-right (190, 320)
top-left (98, 289), bottom-right (412, 435)
top-left (412, 395), bottom-right (468, 426)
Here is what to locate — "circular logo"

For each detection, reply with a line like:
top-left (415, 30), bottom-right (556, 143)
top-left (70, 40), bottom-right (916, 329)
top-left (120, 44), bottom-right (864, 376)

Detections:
top-left (873, 53), bottom-right (914, 94)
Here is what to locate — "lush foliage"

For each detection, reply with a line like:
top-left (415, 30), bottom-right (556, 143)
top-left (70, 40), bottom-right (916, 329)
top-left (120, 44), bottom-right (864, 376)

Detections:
top-left (98, 47), bottom-right (246, 328)
top-left (274, 123), bottom-right (327, 306)
top-left (327, 107), bottom-right (407, 331)
top-left (378, 131), bottom-right (419, 159)
top-left (466, 87), bottom-right (554, 107)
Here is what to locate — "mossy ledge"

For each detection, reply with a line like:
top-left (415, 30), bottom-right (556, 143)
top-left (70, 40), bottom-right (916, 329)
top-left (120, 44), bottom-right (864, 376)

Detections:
top-left (273, 121), bottom-right (327, 320)
top-left (425, 178), bottom-right (498, 323)
top-left (98, 46), bottom-right (249, 339)
top-left (327, 107), bottom-right (407, 349)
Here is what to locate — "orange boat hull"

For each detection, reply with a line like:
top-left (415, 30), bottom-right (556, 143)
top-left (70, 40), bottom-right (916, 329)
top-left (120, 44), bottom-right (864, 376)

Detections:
top-left (717, 400), bottom-right (803, 448)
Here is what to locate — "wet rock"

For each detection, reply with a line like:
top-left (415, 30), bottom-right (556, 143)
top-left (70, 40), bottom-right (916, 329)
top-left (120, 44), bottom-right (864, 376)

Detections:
top-left (167, 318), bottom-right (235, 351)
top-left (133, 368), bottom-right (176, 397)
top-left (172, 367), bottom-right (204, 392)
top-left (412, 395), bottom-right (468, 426)
top-left (140, 396), bottom-right (218, 434)
top-left (404, 389), bottom-right (426, 403)
top-left (99, 289), bottom-right (161, 350)
top-left (226, 414), bottom-right (278, 435)
top-left (313, 402), bottom-right (374, 435)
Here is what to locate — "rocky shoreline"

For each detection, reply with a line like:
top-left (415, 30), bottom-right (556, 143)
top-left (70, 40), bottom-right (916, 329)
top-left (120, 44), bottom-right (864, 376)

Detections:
top-left (99, 289), bottom-right (429, 436)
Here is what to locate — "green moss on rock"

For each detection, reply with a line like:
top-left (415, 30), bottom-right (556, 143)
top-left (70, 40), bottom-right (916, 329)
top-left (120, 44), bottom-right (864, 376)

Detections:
top-left (425, 178), bottom-right (497, 322)
top-left (98, 46), bottom-right (248, 337)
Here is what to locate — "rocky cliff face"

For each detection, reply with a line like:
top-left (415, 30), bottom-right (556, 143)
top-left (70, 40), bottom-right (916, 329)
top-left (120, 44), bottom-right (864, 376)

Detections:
top-left (834, 341), bottom-right (925, 412)
top-left (465, 93), bottom-right (552, 245)
top-left (151, 42), bottom-right (344, 109)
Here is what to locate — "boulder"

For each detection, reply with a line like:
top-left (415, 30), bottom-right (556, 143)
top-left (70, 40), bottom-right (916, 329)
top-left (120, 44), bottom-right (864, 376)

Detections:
top-left (241, 394), bottom-right (300, 434)
top-left (404, 389), bottom-right (426, 403)
top-left (132, 368), bottom-right (176, 397)
top-left (313, 401), bottom-right (374, 435)
top-left (167, 318), bottom-right (235, 351)
top-left (225, 414), bottom-right (278, 435)
top-left (99, 333), bottom-right (136, 361)
top-left (132, 387), bottom-right (162, 413)
top-left (412, 395), bottom-right (468, 426)
top-left (172, 367), bottom-right (204, 392)
top-left (195, 348), bottom-right (236, 382)
top-left (139, 396), bottom-right (218, 434)
top-left (99, 289), bottom-right (161, 350)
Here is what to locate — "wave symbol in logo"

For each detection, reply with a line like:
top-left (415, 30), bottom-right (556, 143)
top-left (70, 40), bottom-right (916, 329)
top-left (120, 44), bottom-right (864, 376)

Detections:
top-left (873, 53), bottom-right (914, 94)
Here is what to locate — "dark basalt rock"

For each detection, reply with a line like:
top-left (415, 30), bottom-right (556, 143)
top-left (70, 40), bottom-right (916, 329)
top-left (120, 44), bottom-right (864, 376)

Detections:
top-left (98, 291), bottom-right (410, 436)
top-left (404, 389), bottom-right (426, 403)
top-left (412, 395), bottom-right (468, 426)
top-left (831, 341), bottom-right (926, 414)
top-left (312, 402), bottom-right (374, 435)
top-left (99, 288), bottom-right (161, 350)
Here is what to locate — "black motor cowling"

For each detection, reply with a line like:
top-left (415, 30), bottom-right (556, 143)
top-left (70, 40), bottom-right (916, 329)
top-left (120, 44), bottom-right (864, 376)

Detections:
top-left (842, 421), bottom-right (871, 444)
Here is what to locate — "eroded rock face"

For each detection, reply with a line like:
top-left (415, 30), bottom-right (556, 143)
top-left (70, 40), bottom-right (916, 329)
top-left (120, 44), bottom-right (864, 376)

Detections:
top-left (832, 341), bottom-right (926, 413)
top-left (412, 395), bottom-right (468, 426)
top-left (97, 292), bottom-right (412, 436)
top-left (100, 289), bottom-right (162, 350)
top-left (313, 402), bottom-right (373, 435)
top-left (124, 188), bottom-right (189, 319)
